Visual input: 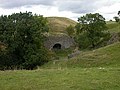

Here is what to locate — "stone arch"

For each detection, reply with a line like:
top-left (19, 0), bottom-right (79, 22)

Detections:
top-left (44, 34), bottom-right (75, 50)
top-left (52, 43), bottom-right (62, 49)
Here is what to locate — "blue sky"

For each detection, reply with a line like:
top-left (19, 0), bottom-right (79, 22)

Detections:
top-left (0, 0), bottom-right (120, 21)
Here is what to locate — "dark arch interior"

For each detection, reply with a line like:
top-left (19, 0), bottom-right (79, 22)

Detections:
top-left (53, 43), bottom-right (61, 49)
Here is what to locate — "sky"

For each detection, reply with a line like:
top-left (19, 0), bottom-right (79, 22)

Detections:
top-left (0, 0), bottom-right (120, 21)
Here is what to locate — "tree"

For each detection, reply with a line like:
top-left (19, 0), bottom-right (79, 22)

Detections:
top-left (75, 13), bottom-right (110, 49)
top-left (113, 16), bottom-right (119, 22)
top-left (118, 11), bottom-right (120, 23)
top-left (114, 11), bottom-right (120, 23)
top-left (0, 12), bottom-right (49, 70)
top-left (66, 25), bottom-right (75, 37)
top-left (118, 11), bottom-right (120, 16)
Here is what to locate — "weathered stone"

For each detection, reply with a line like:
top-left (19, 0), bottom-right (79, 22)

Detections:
top-left (44, 34), bottom-right (75, 50)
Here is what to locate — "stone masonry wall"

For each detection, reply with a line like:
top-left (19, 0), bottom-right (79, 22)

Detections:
top-left (44, 34), bottom-right (75, 50)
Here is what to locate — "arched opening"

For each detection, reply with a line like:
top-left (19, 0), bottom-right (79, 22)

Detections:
top-left (53, 43), bottom-right (61, 49)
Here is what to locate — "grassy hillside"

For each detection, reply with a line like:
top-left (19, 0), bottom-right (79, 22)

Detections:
top-left (106, 21), bottom-right (120, 33)
top-left (42, 42), bottom-right (120, 69)
top-left (47, 17), bottom-right (120, 34)
top-left (0, 42), bottom-right (120, 90)
top-left (47, 17), bottom-right (77, 34)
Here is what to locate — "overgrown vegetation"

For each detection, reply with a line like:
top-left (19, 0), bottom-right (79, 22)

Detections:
top-left (0, 12), bottom-right (49, 70)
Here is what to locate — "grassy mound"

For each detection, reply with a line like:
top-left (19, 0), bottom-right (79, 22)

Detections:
top-left (47, 17), bottom-right (77, 34)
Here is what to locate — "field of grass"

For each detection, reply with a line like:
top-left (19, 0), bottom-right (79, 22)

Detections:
top-left (0, 67), bottom-right (120, 90)
top-left (0, 42), bottom-right (120, 90)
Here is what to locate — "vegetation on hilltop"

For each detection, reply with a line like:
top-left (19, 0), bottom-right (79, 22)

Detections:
top-left (47, 16), bottom-right (119, 37)
top-left (111, 10), bottom-right (120, 33)
top-left (113, 10), bottom-right (120, 23)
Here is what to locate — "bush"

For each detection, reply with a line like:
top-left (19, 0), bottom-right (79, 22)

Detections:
top-left (75, 33), bottom-right (91, 49)
top-left (0, 12), bottom-right (49, 70)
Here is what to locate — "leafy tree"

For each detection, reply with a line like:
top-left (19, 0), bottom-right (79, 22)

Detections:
top-left (0, 12), bottom-right (49, 70)
top-left (66, 25), bottom-right (75, 37)
top-left (75, 13), bottom-right (110, 49)
top-left (114, 11), bottom-right (120, 23)
top-left (113, 16), bottom-right (119, 22)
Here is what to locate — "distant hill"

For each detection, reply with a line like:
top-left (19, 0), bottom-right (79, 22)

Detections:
top-left (47, 17), bottom-right (77, 34)
top-left (47, 17), bottom-right (120, 34)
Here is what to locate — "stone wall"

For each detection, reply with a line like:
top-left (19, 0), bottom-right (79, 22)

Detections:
top-left (44, 34), bottom-right (75, 50)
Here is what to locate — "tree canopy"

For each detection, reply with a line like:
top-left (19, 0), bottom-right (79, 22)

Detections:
top-left (114, 11), bottom-right (120, 23)
top-left (0, 12), bottom-right (49, 70)
top-left (75, 13), bottom-right (110, 49)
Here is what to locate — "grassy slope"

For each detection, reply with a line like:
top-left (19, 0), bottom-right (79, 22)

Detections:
top-left (47, 17), bottom-right (77, 34)
top-left (106, 21), bottom-right (120, 33)
top-left (42, 42), bottom-right (120, 69)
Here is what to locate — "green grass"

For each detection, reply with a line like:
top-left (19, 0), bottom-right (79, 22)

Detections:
top-left (1, 43), bottom-right (119, 90)
top-left (47, 17), bottom-right (77, 34)
top-left (42, 42), bottom-right (120, 69)
top-left (0, 68), bottom-right (120, 90)
top-left (54, 48), bottom-right (73, 57)
top-left (106, 21), bottom-right (120, 33)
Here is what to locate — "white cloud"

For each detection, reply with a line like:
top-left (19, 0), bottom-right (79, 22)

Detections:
top-left (96, 3), bottom-right (120, 14)
top-left (95, 2), bottom-right (120, 20)
top-left (0, 0), bottom-right (55, 8)
top-left (0, 0), bottom-right (120, 21)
